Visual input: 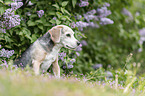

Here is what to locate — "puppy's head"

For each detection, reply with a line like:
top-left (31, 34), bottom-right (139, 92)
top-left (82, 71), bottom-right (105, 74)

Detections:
top-left (49, 25), bottom-right (80, 49)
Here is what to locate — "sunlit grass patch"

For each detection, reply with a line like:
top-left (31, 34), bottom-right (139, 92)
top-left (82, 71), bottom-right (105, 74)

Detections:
top-left (0, 69), bottom-right (117, 96)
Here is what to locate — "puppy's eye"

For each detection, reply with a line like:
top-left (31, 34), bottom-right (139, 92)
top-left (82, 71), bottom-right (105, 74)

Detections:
top-left (66, 34), bottom-right (71, 37)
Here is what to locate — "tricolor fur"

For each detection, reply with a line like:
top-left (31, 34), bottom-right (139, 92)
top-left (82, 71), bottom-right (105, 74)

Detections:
top-left (14, 25), bottom-right (80, 78)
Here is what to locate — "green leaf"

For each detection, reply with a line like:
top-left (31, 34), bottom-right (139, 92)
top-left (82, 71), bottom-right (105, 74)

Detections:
top-left (0, 0), bottom-right (3, 3)
top-left (56, 12), bottom-right (62, 18)
top-left (61, 17), bottom-right (66, 21)
top-left (0, 6), bottom-right (6, 15)
top-left (48, 11), bottom-right (55, 15)
top-left (43, 23), bottom-right (51, 26)
top-left (21, 28), bottom-right (32, 40)
top-left (35, 20), bottom-right (43, 23)
top-left (31, 34), bottom-right (37, 43)
top-left (25, 34), bottom-right (32, 40)
top-left (72, 0), bottom-right (77, 8)
top-left (30, 14), bottom-right (37, 19)
top-left (63, 16), bottom-right (72, 21)
top-left (5, 45), bottom-right (12, 49)
top-left (27, 20), bottom-right (36, 26)
top-left (62, 1), bottom-right (69, 7)
top-left (75, 30), bottom-right (87, 38)
top-left (63, 8), bottom-right (71, 15)
top-left (61, 7), bottom-right (64, 13)
top-left (34, 27), bottom-right (39, 33)
top-left (4, 34), bottom-right (13, 42)
top-left (38, 25), bottom-right (43, 30)
top-left (52, 3), bottom-right (59, 9)
top-left (49, 19), bottom-right (56, 24)
top-left (56, 19), bottom-right (61, 25)
top-left (5, 0), bottom-right (14, 5)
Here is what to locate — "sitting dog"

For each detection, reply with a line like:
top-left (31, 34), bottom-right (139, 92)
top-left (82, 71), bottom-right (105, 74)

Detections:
top-left (14, 25), bottom-right (80, 78)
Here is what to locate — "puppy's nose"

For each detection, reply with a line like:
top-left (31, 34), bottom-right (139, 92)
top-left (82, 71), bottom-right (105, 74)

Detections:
top-left (77, 42), bottom-right (80, 46)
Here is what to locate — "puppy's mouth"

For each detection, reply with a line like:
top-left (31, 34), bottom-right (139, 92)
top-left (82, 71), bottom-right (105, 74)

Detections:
top-left (66, 45), bottom-right (76, 49)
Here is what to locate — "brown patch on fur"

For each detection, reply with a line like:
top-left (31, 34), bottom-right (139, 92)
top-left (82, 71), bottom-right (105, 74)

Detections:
top-left (49, 26), bottom-right (62, 43)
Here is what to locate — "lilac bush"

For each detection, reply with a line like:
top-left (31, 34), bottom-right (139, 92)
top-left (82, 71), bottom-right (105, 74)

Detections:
top-left (71, 2), bottom-right (113, 31)
top-left (2, 8), bottom-right (21, 29)
top-left (0, 48), bottom-right (14, 58)
top-left (78, 0), bottom-right (89, 7)
top-left (75, 21), bottom-right (89, 31)
top-left (11, 2), bottom-right (23, 10)
top-left (0, 0), bottom-right (23, 59)
top-left (100, 18), bottom-right (114, 25)
top-left (0, 0), bottom-right (23, 31)
top-left (97, 7), bottom-right (111, 18)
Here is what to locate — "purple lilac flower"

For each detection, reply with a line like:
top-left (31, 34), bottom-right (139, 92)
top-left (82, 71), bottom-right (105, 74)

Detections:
top-left (138, 28), bottom-right (145, 52)
top-left (37, 10), bottom-right (44, 18)
top-left (100, 18), bottom-right (114, 25)
top-left (139, 28), bottom-right (145, 37)
top-left (11, 2), bottom-right (23, 10)
top-left (70, 58), bottom-right (76, 64)
top-left (1, 60), bottom-right (8, 68)
top-left (79, 0), bottom-right (89, 7)
top-left (83, 14), bottom-right (98, 22)
top-left (86, 9), bottom-right (96, 15)
top-left (0, 45), bottom-right (1, 48)
top-left (138, 48), bottom-right (142, 52)
top-left (0, 48), bottom-right (14, 58)
top-left (69, 22), bottom-right (76, 28)
top-left (122, 8), bottom-right (133, 22)
top-left (76, 21), bottom-right (89, 31)
top-left (119, 85), bottom-right (124, 89)
top-left (25, 12), bottom-right (31, 16)
top-left (75, 44), bottom-right (82, 51)
top-left (12, 0), bottom-right (22, 1)
top-left (59, 52), bottom-right (66, 61)
top-left (77, 15), bottom-right (82, 19)
top-left (88, 22), bottom-right (99, 28)
top-left (103, 2), bottom-right (110, 7)
top-left (67, 65), bottom-right (73, 69)
top-left (139, 37), bottom-right (145, 45)
top-left (92, 64), bottom-right (102, 70)
top-left (0, 28), bottom-right (6, 33)
top-left (135, 12), bottom-right (140, 16)
top-left (121, 8), bottom-right (133, 18)
top-left (63, 66), bottom-right (66, 69)
top-left (80, 40), bottom-right (87, 46)
top-left (53, 17), bottom-right (57, 20)
top-left (97, 7), bottom-right (111, 18)
top-left (28, 1), bottom-right (34, 6)
top-left (106, 71), bottom-right (113, 77)
top-left (70, 71), bottom-right (73, 74)
top-left (75, 52), bottom-right (80, 56)
top-left (2, 8), bottom-right (21, 29)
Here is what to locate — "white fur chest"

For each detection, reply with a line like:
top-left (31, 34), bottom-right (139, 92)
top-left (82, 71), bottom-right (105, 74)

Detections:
top-left (40, 44), bottom-right (62, 72)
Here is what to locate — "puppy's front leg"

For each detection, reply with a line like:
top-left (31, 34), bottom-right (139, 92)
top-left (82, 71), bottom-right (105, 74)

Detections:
top-left (52, 56), bottom-right (60, 78)
top-left (32, 60), bottom-right (41, 75)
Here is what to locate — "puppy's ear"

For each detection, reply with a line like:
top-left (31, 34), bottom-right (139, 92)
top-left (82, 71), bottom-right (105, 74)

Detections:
top-left (49, 26), bottom-right (63, 43)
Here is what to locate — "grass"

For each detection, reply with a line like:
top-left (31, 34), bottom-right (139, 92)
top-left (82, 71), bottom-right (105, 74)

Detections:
top-left (0, 69), bottom-right (120, 96)
top-left (0, 60), bottom-right (145, 96)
